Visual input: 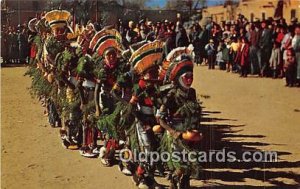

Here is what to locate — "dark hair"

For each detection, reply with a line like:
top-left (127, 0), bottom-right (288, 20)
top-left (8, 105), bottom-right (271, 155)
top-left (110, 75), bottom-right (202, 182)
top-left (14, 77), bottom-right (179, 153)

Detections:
top-left (288, 25), bottom-right (294, 33)
top-left (241, 36), bottom-right (248, 43)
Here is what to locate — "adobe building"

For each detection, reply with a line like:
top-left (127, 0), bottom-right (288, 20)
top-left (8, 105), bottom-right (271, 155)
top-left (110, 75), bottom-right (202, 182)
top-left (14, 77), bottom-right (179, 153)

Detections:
top-left (202, 0), bottom-right (300, 24)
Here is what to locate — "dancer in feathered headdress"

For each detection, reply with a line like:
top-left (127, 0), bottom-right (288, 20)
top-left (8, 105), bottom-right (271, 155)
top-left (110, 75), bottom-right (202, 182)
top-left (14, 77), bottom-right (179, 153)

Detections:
top-left (76, 28), bottom-right (128, 159)
top-left (157, 47), bottom-right (203, 188)
top-left (121, 40), bottom-right (165, 189)
top-left (44, 9), bottom-right (74, 41)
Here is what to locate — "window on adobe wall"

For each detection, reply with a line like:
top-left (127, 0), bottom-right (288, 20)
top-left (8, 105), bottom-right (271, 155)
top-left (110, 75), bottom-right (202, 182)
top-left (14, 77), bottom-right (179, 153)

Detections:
top-left (262, 12), bottom-right (266, 20)
top-left (291, 9), bottom-right (296, 19)
top-left (250, 13), bottom-right (254, 22)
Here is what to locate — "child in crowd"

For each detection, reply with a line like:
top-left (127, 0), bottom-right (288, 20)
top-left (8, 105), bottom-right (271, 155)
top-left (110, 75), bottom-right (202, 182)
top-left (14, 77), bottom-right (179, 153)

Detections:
top-left (284, 49), bottom-right (296, 87)
top-left (222, 38), bottom-right (231, 72)
top-left (205, 39), bottom-right (216, 69)
top-left (269, 42), bottom-right (281, 78)
top-left (216, 40), bottom-right (226, 70)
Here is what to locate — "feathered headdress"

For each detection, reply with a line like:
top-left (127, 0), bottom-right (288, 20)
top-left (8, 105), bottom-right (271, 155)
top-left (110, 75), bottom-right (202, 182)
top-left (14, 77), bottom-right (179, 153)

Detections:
top-left (122, 41), bottom-right (148, 60)
top-left (35, 17), bottom-right (51, 33)
top-left (28, 18), bottom-right (38, 32)
top-left (166, 44), bottom-right (194, 62)
top-left (76, 25), bottom-right (95, 50)
top-left (162, 45), bottom-right (194, 83)
top-left (129, 40), bottom-right (165, 75)
top-left (45, 10), bottom-right (71, 30)
top-left (89, 28), bottom-right (123, 56)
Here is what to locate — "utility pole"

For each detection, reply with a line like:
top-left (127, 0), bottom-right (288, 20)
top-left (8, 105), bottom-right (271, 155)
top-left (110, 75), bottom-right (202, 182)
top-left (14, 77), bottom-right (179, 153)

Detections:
top-left (18, 0), bottom-right (20, 26)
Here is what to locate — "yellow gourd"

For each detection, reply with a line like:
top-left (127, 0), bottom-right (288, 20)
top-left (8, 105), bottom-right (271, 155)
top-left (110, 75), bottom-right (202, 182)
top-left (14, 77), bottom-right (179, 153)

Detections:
top-left (152, 125), bottom-right (164, 133)
top-left (182, 130), bottom-right (203, 142)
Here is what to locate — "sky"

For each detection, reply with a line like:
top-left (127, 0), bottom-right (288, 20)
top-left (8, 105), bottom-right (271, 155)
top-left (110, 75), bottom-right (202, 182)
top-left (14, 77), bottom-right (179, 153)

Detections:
top-left (145, 0), bottom-right (226, 8)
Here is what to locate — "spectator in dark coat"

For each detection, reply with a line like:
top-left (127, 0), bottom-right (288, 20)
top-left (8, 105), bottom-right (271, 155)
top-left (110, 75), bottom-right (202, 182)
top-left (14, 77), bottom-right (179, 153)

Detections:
top-left (199, 25), bottom-right (210, 64)
top-left (222, 38), bottom-right (230, 70)
top-left (1, 26), bottom-right (9, 63)
top-left (249, 24), bottom-right (261, 74)
top-left (284, 49), bottom-right (296, 87)
top-left (18, 27), bottom-right (28, 63)
top-left (8, 27), bottom-right (19, 63)
top-left (205, 39), bottom-right (216, 69)
top-left (191, 24), bottom-right (202, 65)
top-left (258, 21), bottom-right (273, 76)
top-left (164, 24), bottom-right (176, 55)
top-left (176, 24), bottom-right (189, 47)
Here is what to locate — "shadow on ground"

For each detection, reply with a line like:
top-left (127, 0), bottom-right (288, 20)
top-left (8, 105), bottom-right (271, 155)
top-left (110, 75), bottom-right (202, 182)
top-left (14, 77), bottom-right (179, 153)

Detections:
top-left (191, 108), bottom-right (300, 188)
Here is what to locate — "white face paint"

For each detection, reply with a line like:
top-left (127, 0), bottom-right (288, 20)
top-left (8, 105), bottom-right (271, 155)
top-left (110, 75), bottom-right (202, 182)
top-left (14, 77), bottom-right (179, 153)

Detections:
top-left (178, 72), bottom-right (193, 89)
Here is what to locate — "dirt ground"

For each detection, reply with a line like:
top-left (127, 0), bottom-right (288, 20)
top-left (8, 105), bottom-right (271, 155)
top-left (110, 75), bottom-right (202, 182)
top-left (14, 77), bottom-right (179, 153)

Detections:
top-left (1, 66), bottom-right (300, 189)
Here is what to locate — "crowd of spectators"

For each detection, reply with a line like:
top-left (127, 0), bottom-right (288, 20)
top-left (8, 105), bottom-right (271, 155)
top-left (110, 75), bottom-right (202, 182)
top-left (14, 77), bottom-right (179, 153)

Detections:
top-left (115, 14), bottom-right (300, 87)
top-left (1, 24), bottom-right (31, 64)
top-left (198, 14), bottom-right (300, 88)
top-left (2, 13), bottom-right (300, 87)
